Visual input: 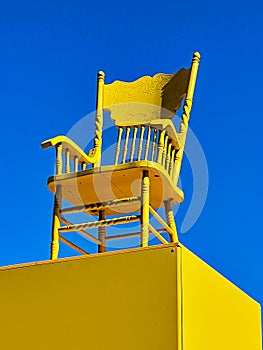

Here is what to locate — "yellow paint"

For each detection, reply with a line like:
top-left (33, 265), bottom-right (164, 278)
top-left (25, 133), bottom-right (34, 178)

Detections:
top-left (98, 210), bottom-right (106, 253)
top-left (50, 185), bottom-right (61, 260)
top-left (149, 205), bottom-right (176, 238)
top-left (140, 170), bottom-right (150, 247)
top-left (0, 244), bottom-right (260, 349)
top-left (176, 245), bottom-right (183, 350)
top-left (181, 245), bottom-right (262, 350)
top-left (34, 52), bottom-right (262, 348)
top-left (42, 53), bottom-right (199, 256)
top-left (174, 52), bottom-right (200, 184)
top-left (148, 224), bottom-right (169, 244)
top-left (94, 70), bottom-right (105, 167)
top-left (47, 161), bottom-right (184, 214)
top-left (103, 69), bottom-right (191, 124)
top-left (0, 245), bottom-right (179, 350)
top-left (55, 143), bottom-right (62, 175)
top-left (164, 199), bottom-right (178, 242)
top-left (41, 135), bottom-right (99, 165)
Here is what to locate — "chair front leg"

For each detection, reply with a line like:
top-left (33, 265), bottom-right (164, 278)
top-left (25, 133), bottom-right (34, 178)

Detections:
top-left (50, 185), bottom-right (62, 260)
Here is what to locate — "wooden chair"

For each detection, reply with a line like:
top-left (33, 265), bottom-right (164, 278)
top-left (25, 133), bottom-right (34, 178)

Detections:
top-left (42, 52), bottom-right (200, 259)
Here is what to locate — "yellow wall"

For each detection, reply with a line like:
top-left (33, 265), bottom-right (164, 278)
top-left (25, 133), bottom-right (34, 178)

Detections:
top-left (181, 246), bottom-right (262, 350)
top-left (0, 244), bottom-right (261, 350)
top-left (0, 245), bottom-right (179, 350)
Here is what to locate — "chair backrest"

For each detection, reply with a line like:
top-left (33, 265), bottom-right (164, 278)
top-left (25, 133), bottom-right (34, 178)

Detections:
top-left (93, 52), bottom-right (201, 183)
top-left (103, 68), bottom-right (191, 124)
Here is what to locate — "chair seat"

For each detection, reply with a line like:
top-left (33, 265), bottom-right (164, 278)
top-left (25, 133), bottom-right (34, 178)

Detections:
top-left (48, 161), bottom-right (184, 216)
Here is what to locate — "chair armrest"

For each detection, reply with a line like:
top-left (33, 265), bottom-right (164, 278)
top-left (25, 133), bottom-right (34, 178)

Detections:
top-left (41, 135), bottom-right (99, 164)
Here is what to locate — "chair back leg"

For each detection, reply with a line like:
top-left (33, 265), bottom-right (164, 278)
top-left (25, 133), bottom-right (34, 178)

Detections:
top-left (98, 210), bottom-right (106, 253)
top-left (164, 200), bottom-right (178, 243)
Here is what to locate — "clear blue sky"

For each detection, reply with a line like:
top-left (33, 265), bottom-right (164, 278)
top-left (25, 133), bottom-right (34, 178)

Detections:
top-left (0, 0), bottom-right (262, 310)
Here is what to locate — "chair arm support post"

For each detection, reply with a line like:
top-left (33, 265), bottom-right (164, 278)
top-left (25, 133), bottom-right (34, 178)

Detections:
top-left (55, 143), bottom-right (62, 175)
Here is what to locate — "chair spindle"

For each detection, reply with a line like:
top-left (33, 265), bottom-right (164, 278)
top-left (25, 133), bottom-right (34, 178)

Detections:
top-left (151, 129), bottom-right (157, 162)
top-left (130, 127), bottom-right (138, 162)
top-left (166, 142), bottom-right (172, 171)
top-left (144, 127), bottom-right (151, 160)
top-left (169, 148), bottom-right (175, 176)
top-left (115, 127), bottom-right (123, 165)
top-left (138, 126), bottom-right (145, 161)
top-left (122, 127), bottom-right (130, 164)
top-left (157, 130), bottom-right (165, 164)
top-left (162, 135), bottom-right (168, 167)
top-left (74, 156), bottom-right (79, 172)
top-left (65, 148), bottom-right (70, 173)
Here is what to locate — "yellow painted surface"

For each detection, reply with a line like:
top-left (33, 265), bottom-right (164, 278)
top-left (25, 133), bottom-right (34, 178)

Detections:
top-left (42, 53), bottom-right (200, 254)
top-left (47, 161), bottom-right (184, 215)
top-left (181, 245), bottom-right (262, 350)
top-left (0, 244), bottom-right (261, 350)
top-left (41, 135), bottom-right (99, 165)
top-left (0, 245), bottom-right (179, 350)
top-left (103, 69), bottom-right (191, 124)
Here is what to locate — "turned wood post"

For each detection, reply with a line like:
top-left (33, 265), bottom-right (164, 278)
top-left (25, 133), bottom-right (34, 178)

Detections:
top-left (173, 52), bottom-right (200, 184)
top-left (164, 200), bottom-right (178, 243)
top-left (94, 71), bottom-right (105, 168)
top-left (140, 170), bottom-right (150, 247)
top-left (98, 210), bottom-right (106, 253)
top-left (50, 185), bottom-right (62, 260)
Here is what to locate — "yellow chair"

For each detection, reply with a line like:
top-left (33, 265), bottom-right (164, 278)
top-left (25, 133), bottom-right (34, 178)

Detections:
top-left (42, 52), bottom-right (200, 259)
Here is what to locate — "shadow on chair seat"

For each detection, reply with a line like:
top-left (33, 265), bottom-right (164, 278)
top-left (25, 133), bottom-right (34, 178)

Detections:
top-left (48, 160), bottom-right (184, 216)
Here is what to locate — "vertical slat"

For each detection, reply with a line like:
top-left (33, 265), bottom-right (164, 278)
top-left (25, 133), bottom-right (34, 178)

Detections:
top-left (150, 129), bottom-right (157, 162)
top-left (162, 134), bottom-right (168, 167)
top-left (122, 127), bottom-right (130, 163)
top-left (130, 127), bottom-right (138, 162)
top-left (157, 130), bottom-right (165, 164)
top-left (115, 127), bottom-right (123, 165)
top-left (65, 148), bottom-right (70, 173)
top-left (55, 143), bottom-right (62, 175)
top-left (141, 170), bottom-right (149, 247)
top-left (166, 142), bottom-right (172, 170)
top-left (138, 126), bottom-right (145, 161)
top-left (169, 148), bottom-right (175, 176)
top-left (74, 156), bottom-right (79, 172)
top-left (144, 126), bottom-right (151, 160)
top-left (81, 162), bottom-right (86, 171)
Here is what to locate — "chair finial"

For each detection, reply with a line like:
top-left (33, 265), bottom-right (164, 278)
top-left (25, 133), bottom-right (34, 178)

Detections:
top-left (193, 52), bottom-right (201, 63)
top-left (98, 71), bottom-right (105, 80)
